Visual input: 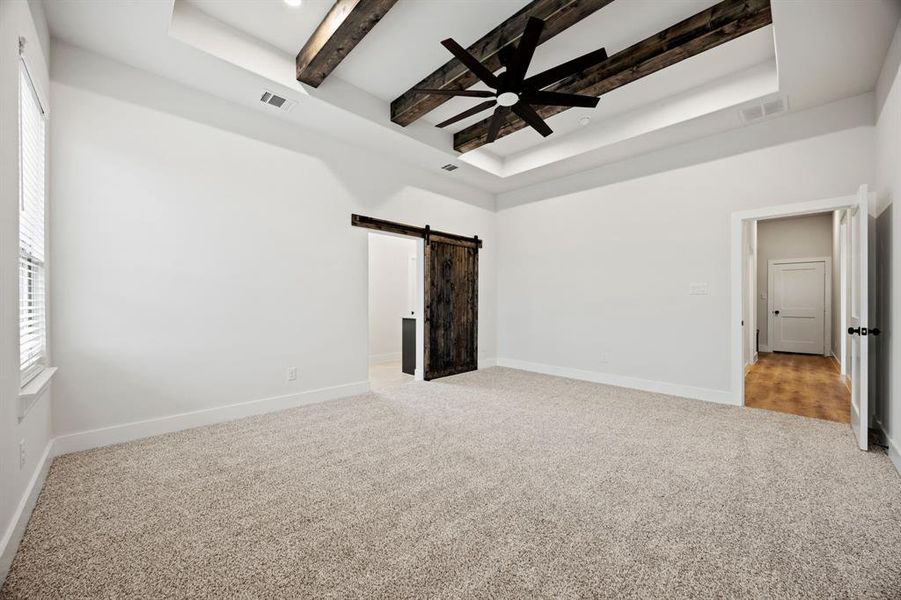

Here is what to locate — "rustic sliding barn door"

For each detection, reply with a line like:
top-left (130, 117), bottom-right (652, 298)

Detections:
top-left (424, 234), bottom-right (478, 380)
top-left (351, 214), bottom-right (481, 382)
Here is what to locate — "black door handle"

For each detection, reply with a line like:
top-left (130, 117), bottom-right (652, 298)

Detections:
top-left (774, 310), bottom-right (780, 315)
top-left (848, 327), bottom-right (861, 335)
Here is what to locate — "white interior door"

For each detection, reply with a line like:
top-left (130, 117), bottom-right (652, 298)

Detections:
top-left (769, 260), bottom-right (826, 354)
top-left (849, 186), bottom-right (869, 451)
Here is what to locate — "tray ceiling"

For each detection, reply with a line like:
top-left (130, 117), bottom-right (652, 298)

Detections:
top-left (44, 0), bottom-right (901, 192)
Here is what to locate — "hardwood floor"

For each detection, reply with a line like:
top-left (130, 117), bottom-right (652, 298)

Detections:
top-left (745, 352), bottom-right (850, 423)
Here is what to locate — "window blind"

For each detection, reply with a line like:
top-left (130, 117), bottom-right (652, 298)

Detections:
top-left (19, 62), bottom-right (47, 385)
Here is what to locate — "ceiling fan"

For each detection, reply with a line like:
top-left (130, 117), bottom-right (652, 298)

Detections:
top-left (413, 17), bottom-right (608, 143)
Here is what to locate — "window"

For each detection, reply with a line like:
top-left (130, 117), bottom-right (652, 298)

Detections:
top-left (19, 62), bottom-right (47, 386)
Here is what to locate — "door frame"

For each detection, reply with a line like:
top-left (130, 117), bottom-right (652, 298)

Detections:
top-left (766, 256), bottom-right (831, 356)
top-left (731, 190), bottom-right (864, 406)
top-left (839, 210), bottom-right (851, 376)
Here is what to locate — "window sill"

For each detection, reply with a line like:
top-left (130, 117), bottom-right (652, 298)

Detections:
top-left (18, 367), bottom-right (57, 422)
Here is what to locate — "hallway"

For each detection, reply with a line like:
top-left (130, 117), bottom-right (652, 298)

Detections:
top-left (745, 352), bottom-right (851, 423)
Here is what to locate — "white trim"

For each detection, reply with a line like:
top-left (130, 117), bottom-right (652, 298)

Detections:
top-left (731, 192), bottom-right (861, 406)
top-left (759, 344), bottom-right (771, 353)
top-left (765, 256), bottom-right (832, 356)
top-left (17, 366), bottom-right (57, 421)
top-left (0, 439), bottom-right (54, 584)
top-left (368, 352), bottom-right (402, 365)
top-left (53, 381), bottom-right (369, 456)
top-left (883, 428), bottom-right (901, 476)
top-left (496, 359), bottom-right (737, 406)
top-left (478, 357), bottom-right (497, 369)
top-left (415, 238), bottom-right (425, 381)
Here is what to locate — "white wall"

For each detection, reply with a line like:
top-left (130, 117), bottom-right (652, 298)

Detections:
top-left (368, 233), bottom-right (416, 363)
top-left (0, 0), bottom-right (53, 580)
top-left (875, 20), bottom-right (901, 470)
top-left (48, 44), bottom-right (496, 440)
top-left (496, 120), bottom-right (873, 401)
top-left (755, 212), bottom-right (834, 349)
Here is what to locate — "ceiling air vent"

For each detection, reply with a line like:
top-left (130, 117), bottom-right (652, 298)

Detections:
top-left (739, 96), bottom-right (788, 124)
top-left (260, 91), bottom-right (296, 112)
top-left (441, 164), bottom-right (459, 172)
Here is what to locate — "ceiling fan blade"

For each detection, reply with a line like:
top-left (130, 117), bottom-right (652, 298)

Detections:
top-left (513, 103), bottom-right (552, 137)
top-left (412, 88), bottom-right (495, 98)
top-left (436, 100), bottom-right (497, 128)
top-left (441, 38), bottom-right (499, 88)
top-left (498, 45), bottom-right (516, 69)
top-left (487, 106), bottom-right (511, 142)
top-left (509, 17), bottom-right (544, 84)
top-left (521, 90), bottom-right (599, 108)
top-left (524, 47), bottom-right (608, 90)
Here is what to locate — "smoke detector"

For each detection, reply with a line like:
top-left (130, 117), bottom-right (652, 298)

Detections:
top-left (739, 96), bottom-right (788, 123)
top-left (260, 91), bottom-right (296, 112)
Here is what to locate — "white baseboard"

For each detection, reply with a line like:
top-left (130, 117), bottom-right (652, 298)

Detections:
top-left (479, 357), bottom-right (497, 369)
top-left (54, 381), bottom-right (369, 456)
top-left (496, 358), bottom-right (737, 406)
top-left (0, 439), bottom-right (54, 584)
top-left (759, 344), bottom-right (771, 353)
top-left (369, 352), bottom-right (402, 365)
top-left (876, 419), bottom-right (901, 476)
top-left (887, 436), bottom-right (901, 476)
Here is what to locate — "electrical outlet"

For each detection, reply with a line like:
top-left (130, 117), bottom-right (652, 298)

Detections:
top-left (18, 440), bottom-right (25, 470)
top-left (286, 367), bottom-right (297, 382)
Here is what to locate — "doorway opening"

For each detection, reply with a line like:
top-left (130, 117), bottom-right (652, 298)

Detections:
top-left (367, 231), bottom-right (423, 391)
top-left (731, 186), bottom-right (872, 450)
top-left (743, 213), bottom-right (846, 421)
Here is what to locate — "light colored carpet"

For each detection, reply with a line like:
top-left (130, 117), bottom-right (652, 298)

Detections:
top-left (3, 367), bottom-right (900, 599)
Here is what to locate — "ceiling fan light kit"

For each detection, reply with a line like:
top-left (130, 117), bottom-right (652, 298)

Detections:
top-left (412, 17), bottom-right (607, 144)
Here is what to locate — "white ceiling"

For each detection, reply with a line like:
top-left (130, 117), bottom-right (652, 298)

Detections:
top-left (43, 0), bottom-right (901, 193)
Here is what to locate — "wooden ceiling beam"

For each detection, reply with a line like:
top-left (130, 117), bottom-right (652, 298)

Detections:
top-left (453, 0), bottom-right (773, 153)
top-left (389, 0), bottom-right (614, 127)
top-left (296, 0), bottom-right (399, 88)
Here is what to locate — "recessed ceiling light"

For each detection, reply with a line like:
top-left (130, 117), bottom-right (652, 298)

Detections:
top-left (285, 0), bottom-right (302, 6)
top-left (579, 116), bottom-right (591, 127)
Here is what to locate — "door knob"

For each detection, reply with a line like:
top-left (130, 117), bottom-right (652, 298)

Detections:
top-left (871, 328), bottom-right (881, 336)
top-left (848, 327), bottom-right (861, 335)
top-left (774, 310), bottom-right (780, 315)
